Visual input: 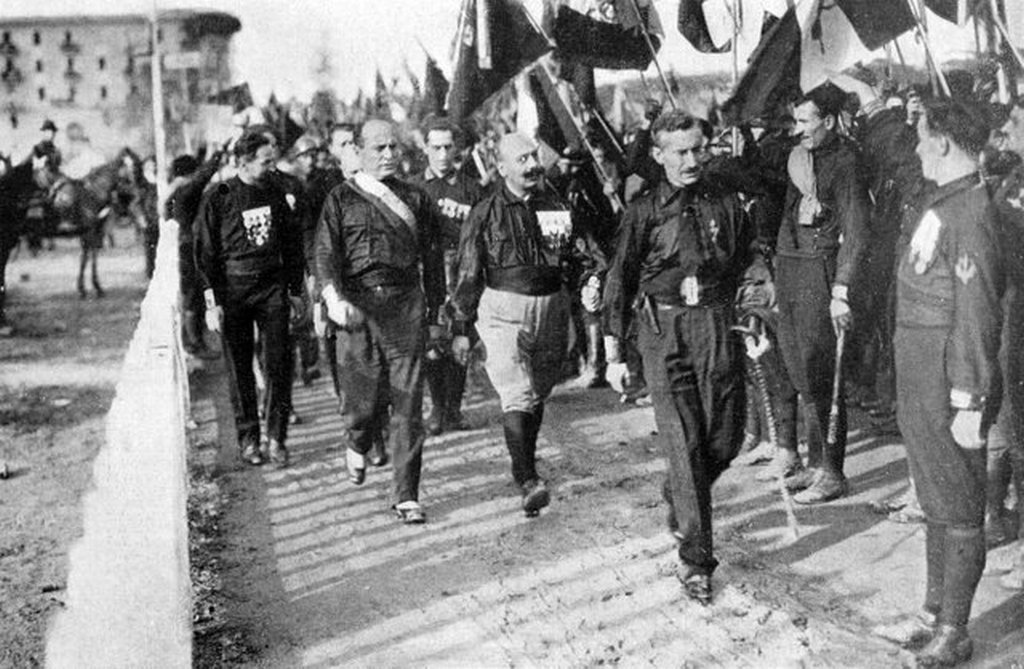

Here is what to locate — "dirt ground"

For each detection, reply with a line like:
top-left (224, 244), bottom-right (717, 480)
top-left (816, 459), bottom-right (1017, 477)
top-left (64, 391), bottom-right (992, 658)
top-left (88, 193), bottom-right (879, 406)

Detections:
top-left (188, 338), bottom-right (1024, 667)
top-left (0, 233), bottom-right (146, 668)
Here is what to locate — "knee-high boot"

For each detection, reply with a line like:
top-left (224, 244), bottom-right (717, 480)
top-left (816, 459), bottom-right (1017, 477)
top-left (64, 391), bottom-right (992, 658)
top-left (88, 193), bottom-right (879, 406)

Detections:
top-left (503, 411), bottom-right (535, 487)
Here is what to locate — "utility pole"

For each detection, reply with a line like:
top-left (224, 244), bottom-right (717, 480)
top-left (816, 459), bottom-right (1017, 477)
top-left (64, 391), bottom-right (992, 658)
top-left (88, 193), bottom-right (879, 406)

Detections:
top-left (150, 0), bottom-right (169, 212)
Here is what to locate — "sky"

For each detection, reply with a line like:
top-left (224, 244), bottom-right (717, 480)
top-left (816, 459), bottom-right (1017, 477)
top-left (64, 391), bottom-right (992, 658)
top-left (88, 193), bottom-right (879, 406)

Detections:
top-left (0, 0), bottom-right (984, 104)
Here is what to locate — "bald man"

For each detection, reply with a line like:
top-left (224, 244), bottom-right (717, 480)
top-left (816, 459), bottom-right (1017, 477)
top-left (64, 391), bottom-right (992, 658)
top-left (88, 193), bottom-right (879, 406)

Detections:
top-left (451, 132), bottom-right (577, 517)
top-left (315, 119), bottom-right (445, 524)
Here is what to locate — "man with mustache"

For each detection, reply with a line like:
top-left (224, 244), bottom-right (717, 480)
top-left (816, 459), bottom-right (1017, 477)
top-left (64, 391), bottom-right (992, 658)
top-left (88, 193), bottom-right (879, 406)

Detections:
top-left (315, 119), bottom-right (445, 524)
top-left (771, 86), bottom-right (870, 504)
top-left (450, 132), bottom-right (576, 518)
top-left (602, 110), bottom-right (768, 604)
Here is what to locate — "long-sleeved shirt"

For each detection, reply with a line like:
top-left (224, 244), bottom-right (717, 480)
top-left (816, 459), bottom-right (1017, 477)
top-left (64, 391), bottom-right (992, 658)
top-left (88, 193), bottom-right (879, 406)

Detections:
top-left (172, 155), bottom-right (222, 243)
top-left (410, 168), bottom-right (485, 251)
top-left (314, 176), bottom-right (445, 319)
top-left (777, 133), bottom-right (870, 288)
top-left (897, 173), bottom-right (1002, 405)
top-left (452, 183), bottom-right (580, 322)
top-left (603, 178), bottom-right (767, 339)
top-left (193, 176), bottom-right (305, 298)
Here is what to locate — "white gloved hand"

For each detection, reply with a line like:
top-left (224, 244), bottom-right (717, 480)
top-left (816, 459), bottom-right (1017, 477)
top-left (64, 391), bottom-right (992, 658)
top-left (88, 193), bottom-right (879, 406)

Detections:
top-left (452, 335), bottom-right (472, 366)
top-left (322, 285), bottom-right (364, 329)
top-left (205, 305), bottom-right (223, 333)
top-left (829, 297), bottom-right (852, 333)
top-left (604, 335), bottom-right (622, 364)
top-left (951, 410), bottom-right (984, 449)
top-left (581, 275), bottom-right (602, 313)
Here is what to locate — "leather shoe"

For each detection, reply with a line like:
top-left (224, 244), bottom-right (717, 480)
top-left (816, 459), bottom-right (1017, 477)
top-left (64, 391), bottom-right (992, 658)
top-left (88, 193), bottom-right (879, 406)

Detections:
top-left (394, 500), bottom-right (426, 524)
top-left (755, 451), bottom-right (802, 482)
top-left (915, 624), bottom-right (972, 667)
top-left (346, 448), bottom-right (366, 485)
top-left (522, 479), bottom-right (550, 517)
top-left (872, 610), bottom-right (937, 648)
top-left (783, 466), bottom-right (819, 492)
top-left (793, 471), bottom-right (848, 505)
top-left (240, 436), bottom-right (263, 466)
top-left (676, 565), bottom-right (712, 606)
top-left (267, 439), bottom-right (289, 468)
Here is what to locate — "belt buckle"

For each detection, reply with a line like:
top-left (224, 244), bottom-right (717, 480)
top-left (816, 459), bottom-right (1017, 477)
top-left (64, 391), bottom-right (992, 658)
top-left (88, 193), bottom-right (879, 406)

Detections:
top-left (681, 276), bottom-right (699, 306)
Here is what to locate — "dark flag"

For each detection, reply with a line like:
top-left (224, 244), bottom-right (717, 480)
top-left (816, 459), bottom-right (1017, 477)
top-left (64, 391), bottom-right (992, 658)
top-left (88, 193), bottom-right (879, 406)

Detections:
top-left (423, 54), bottom-right (450, 118)
top-left (374, 70), bottom-right (390, 116)
top-left (529, 66), bottom-right (584, 155)
top-left (678, 0), bottom-right (730, 53)
top-left (551, 0), bottom-right (663, 70)
top-left (447, 0), bottom-right (552, 126)
top-left (721, 8), bottom-right (800, 125)
top-left (924, 0), bottom-right (974, 23)
top-left (835, 0), bottom-right (915, 50)
top-left (207, 82), bottom-right (254, 112)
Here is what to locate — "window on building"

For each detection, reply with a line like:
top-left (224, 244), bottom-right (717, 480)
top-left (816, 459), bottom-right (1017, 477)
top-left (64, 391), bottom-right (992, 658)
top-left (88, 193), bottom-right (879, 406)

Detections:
top-left (33, 32), bottom-right (40, 45)
top-left (100, 85), bottom-right (108, 100)
top-left (98, 56), bottom-right (106, 71)
top-left (2, 32), bottom-right (10, 43)
top-left (38, 87), bottom-right (45, 100)
top-left (64, 31), bottom-right (72, 43)
top-left (36, 60), bottom-right (43, 72)
top-left (67, 57), bottom-right (74, 71)
top-left (130, 83), bottom-right (138, 95)
top-left (4, 58), bottom-right (11, 73)
top-left (157, 28), bottom-right (163, 42)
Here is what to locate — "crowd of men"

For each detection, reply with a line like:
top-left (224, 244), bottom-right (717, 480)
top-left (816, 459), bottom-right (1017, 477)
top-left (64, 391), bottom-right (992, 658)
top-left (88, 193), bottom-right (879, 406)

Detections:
top-left (166, 68), bottom-right (1024, 667)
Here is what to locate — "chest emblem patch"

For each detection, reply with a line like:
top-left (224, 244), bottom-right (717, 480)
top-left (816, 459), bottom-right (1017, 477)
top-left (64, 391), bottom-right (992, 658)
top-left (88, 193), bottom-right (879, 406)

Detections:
top-left (536, 210), bottom-right (572, 250)
top-left (956, 254), bottom-right (977, 285)
top-left (908, 209), bottom-right (943, 275)
top-left (242, 205), bottom-right (272, 247)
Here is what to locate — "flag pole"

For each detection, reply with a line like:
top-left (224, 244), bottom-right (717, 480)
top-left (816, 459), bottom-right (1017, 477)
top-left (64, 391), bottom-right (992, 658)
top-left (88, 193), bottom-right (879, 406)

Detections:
top-left (150, 0), bottom-right (169, 214)
top-left (906, 0), bottom-right (951, 96)
top-left (730, 0), bottom-right (740, 155)
top-left (626, 0), bottom-right (677, 109)
top-left (988, 1), bottom-right (1024, 73)
top-left (539, 65), bottom-right (625, 213)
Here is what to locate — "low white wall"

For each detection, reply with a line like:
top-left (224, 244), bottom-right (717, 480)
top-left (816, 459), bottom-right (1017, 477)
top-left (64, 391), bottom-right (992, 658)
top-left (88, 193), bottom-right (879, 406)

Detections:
top-left (46, 218), bottom-right (192, 669)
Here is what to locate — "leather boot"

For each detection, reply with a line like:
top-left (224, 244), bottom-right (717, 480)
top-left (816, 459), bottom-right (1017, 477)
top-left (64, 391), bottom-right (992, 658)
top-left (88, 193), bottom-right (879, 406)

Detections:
top-left (914, 624), bottom-right (972, 667)
top-left (503, 411), bottom-right (535, 487)
top-left (924, 522), bottom-right (946, 617)
top-left (939, 526), bottom-right (985, 628)
top-left (584, 322), bottom-right (609, 388)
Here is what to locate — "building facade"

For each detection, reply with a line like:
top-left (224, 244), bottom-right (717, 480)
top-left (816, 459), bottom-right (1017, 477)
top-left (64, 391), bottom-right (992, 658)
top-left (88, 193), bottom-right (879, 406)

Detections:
top-left (0, 10), bottom-right (239, 165)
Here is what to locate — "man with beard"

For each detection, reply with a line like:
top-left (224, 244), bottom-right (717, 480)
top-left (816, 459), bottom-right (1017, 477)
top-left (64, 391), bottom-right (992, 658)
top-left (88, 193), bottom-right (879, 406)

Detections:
top-left (603, 110), bottom-right (767, 605)
top-left (315, 119), bottom-right (444, 524)
top-left (450, 132), bottom-right (575, 518)
top-left (771, 85), bottom-right (870, 504)
top-left (194, 129), bottom-right (306, 468)
top-left (410, 115), bottom-right (484, 435)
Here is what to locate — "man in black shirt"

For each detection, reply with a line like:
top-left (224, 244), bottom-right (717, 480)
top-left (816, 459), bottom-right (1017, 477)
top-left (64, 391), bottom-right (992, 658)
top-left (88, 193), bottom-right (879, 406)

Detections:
top-left (194, 129), bottom-right (306, 468)
top-left (603, 110), bottom-right (767, 604)
top-left (315, 119), bottom-right (445, 524)
top-left (410, 115), bottom-right (484, 434)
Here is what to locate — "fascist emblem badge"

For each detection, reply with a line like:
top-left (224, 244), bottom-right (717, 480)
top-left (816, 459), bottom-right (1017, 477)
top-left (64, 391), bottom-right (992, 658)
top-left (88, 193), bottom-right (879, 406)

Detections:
top-left (242, 205), bottom-right (272, 247)
top-left (955, 253), bottom-right (977, 285)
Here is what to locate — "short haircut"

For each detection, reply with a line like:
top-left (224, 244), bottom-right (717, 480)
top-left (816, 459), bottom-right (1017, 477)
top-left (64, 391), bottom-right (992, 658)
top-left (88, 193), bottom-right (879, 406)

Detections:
top-left (421, 114), bottom-right (462, 146)
top-left (234, 129), bottom-right (273, 159)
top-left (922, 98), bottom-right (991, 156)
top-left (650, 110), bottom-right (712, 145)
top-left (171, 154), bottom-right (199, 178)
top-left (795, 83), bottom-right (845, 120)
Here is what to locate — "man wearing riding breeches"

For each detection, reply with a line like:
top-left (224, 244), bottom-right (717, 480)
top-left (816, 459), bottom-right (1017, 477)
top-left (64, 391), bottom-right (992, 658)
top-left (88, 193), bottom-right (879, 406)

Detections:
top-left (194, 129), bottom-right (306, 468)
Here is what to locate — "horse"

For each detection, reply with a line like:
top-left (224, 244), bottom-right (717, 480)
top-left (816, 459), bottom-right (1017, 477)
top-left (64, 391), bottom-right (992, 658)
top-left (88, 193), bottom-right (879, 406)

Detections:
top-left (32, 153), bottom-right (124, 299)
top-left (0, 157), bottom-right (37, 335)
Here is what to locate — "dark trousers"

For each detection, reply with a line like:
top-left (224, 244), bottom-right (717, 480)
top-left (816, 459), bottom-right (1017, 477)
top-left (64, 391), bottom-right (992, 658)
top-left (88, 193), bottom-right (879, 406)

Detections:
top-left (222, 277), bottom-right (292, 445)
top-left (334, 286), bottom-right (425, 504)
top-left (637, 302), bottom-right (745, 574)
top-left (775, 255), bottom-right (846, 474)
top-left (426, 353), bottom-right (467, 420)
top-left (896, 326), bottom-right (988, 627)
